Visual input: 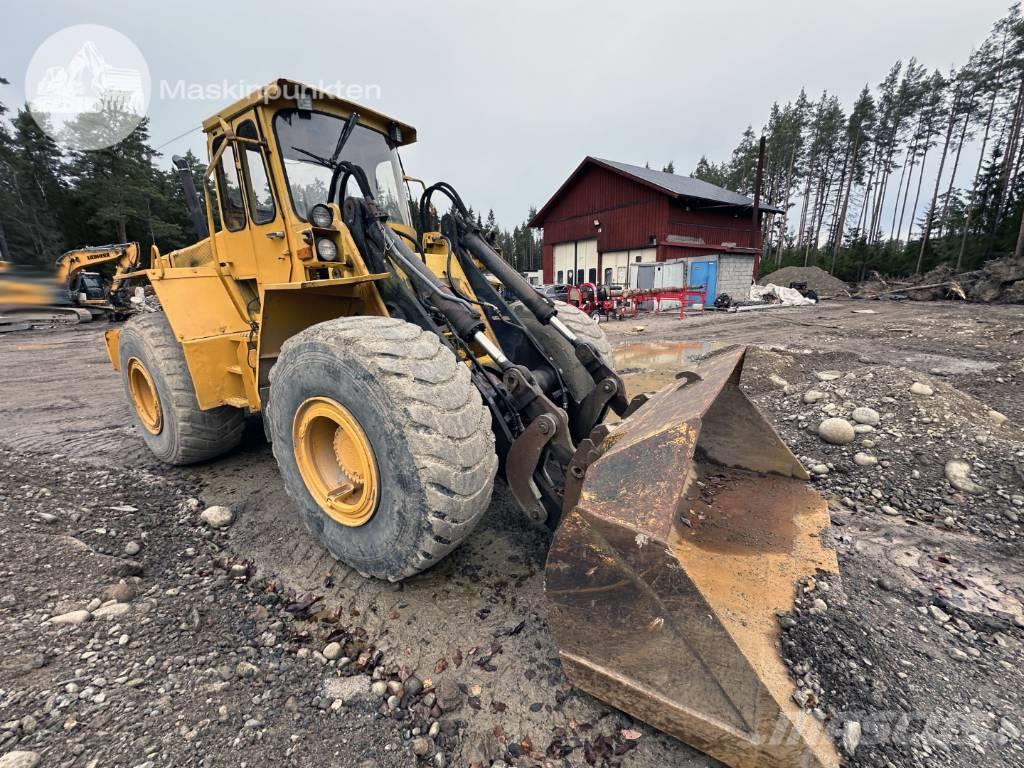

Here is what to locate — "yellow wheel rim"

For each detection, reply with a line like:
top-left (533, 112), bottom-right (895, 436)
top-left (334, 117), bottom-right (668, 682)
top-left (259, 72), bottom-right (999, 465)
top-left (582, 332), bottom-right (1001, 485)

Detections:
top-left (127, 358), bottom-right (162, 435)
top-left (292, 396), bottom-right (379, 527)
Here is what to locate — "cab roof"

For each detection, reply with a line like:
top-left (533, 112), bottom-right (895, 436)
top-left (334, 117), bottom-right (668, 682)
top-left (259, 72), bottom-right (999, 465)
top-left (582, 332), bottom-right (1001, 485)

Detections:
top-left (201, 78), bottom-right (417, 146)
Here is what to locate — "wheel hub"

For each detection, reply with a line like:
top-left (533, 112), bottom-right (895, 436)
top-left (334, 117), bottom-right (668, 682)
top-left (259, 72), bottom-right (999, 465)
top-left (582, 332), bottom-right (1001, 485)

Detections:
top-left (292, 397), bottom-right (379, 527)
top-left (127, 357), bottom-right (162, 435)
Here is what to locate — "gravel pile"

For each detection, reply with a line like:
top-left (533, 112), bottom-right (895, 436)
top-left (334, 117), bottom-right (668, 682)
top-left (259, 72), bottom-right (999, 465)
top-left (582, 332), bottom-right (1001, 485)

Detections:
top-left (757, 266), bottom-right (850, 296)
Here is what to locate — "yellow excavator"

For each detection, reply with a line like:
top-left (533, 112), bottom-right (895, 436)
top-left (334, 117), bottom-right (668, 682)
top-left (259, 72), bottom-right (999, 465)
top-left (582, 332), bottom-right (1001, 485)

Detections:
top-left (103, 79), bottom-right (839, 768)
top-left (0, 244), bottom-right (142, 326)
top-left (55, 241), bottom-right (142, 319)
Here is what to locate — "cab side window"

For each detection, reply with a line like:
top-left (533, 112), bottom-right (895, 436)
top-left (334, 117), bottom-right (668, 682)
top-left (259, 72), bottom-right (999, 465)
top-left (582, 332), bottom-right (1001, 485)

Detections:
top-left (237, 121), bottom-right (276, 225)
top-left (214, 136), bottom-right (246, 232)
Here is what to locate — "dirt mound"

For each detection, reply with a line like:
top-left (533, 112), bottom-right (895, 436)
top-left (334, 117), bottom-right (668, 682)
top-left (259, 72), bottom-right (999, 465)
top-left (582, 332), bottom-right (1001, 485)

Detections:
top-left (758, 266), bottom-right (850, 296)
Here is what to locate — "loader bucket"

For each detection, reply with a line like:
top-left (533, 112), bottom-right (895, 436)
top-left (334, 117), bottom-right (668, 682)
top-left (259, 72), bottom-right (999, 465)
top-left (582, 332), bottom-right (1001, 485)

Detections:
top-left (545, 346), bottom-right (839, 768)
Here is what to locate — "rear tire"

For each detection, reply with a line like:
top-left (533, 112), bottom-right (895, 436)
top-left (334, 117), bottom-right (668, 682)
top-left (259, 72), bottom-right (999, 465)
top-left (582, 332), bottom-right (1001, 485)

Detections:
top-left (267, 316), bottom-right (498, 581)
top-left (510, 300), bottom-right (613, 402)
top-left (118, 312), bottom-right (244, 464)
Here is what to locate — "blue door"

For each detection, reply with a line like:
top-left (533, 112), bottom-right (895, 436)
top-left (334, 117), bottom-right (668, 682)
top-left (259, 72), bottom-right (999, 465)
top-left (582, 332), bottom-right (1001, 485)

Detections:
top-left (689, 261), bottom-right (717, 306)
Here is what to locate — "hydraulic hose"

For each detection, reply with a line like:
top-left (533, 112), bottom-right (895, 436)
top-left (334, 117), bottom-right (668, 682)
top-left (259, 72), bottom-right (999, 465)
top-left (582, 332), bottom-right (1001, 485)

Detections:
top-left (456, 221), bottom-right (557, 325)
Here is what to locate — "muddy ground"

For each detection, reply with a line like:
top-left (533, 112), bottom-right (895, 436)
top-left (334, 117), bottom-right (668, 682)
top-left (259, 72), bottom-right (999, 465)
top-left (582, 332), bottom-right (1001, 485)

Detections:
top-left (0, 298), bottom-right (1021, 768)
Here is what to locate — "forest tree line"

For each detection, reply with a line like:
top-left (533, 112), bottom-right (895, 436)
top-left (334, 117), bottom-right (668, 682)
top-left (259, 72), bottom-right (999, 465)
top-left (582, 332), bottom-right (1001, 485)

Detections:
top-left (682, 4), bottom-right (1024, 280)
top-left (0, 79), bottom-right (543, 273)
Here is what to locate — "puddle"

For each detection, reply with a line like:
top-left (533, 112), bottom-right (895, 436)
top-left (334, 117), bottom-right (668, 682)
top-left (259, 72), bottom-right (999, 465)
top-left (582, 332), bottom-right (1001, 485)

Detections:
top-left (614, 340), bottom-right (727, 395)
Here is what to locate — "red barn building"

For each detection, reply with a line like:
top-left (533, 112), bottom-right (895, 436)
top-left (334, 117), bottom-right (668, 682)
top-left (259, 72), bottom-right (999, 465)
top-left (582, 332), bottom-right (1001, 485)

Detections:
top-left (529, 157), bottom-right (779, 305)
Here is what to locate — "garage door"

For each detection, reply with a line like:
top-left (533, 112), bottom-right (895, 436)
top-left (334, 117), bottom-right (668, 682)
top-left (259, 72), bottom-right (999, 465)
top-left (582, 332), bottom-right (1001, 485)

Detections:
top-left (553, 239), bottom-right (598, 285)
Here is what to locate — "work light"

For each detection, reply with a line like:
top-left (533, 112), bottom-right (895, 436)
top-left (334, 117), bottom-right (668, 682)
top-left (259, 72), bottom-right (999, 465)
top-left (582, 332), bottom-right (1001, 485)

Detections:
top-left (309, 204), bottom-right (333, 228)
top-left (315, 238), bottom-right (338, 261)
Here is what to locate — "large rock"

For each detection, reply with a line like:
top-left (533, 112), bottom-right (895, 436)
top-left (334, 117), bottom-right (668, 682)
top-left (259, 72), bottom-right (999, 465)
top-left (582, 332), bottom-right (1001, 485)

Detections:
top-left (851, 407), bottom-right (880, 426)
top-left (200, 506), bottom-right (235, 529)
top-left (47, 609), bottom-right (91, 626)
top-left (802, 390), bottom-right (826, 404)
top-left (945, 460), bottom-right (985, 494)
top-left (0, 752), bottom-right (41, 768)
top-left (818, 418), bottom-right (855, 445)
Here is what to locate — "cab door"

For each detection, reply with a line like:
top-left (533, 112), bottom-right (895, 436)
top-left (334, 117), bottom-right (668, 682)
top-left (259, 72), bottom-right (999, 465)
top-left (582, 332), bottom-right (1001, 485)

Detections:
top-left (233, 117), bottom-right (290, 284)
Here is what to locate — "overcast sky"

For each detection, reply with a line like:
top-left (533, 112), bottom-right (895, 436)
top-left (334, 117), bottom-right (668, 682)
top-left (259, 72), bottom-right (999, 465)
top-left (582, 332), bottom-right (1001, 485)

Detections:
top-left (1, 0), bottom-right (1010, 228)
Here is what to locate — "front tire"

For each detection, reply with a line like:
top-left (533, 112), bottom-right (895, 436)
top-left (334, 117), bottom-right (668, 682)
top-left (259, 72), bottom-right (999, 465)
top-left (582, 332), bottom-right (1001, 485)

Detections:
top-left (118, 313), bottom-right (244, 464)
top-left (267, 317), bottom-right (497, 581)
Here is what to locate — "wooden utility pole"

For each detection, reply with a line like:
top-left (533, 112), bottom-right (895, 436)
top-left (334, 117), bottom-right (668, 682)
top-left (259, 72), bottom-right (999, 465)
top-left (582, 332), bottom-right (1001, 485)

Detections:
top-left (752, 136), bottom-right (766, 278)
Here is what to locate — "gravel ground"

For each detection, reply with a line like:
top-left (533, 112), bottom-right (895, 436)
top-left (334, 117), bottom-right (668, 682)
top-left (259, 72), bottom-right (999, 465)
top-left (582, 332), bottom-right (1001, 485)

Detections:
top-left (0, 298), bottom-right (1022, 768)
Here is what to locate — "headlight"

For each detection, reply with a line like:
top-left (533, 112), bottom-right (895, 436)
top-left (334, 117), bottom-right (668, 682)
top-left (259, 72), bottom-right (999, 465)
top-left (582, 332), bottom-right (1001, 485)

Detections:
top-left (315, 238), bottom-right (338, 261)
top-left (309, 204), bottom-right (333, 228)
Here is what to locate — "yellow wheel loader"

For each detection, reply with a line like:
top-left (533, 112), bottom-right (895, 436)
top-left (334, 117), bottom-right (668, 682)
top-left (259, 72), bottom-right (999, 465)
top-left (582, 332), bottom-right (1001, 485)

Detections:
top-left (104, 79), bottom-right (838, 768)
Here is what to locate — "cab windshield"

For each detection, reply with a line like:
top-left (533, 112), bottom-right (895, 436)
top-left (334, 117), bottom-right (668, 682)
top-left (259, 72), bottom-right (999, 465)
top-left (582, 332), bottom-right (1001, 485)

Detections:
top-left (273, 108), bottom-right (411, 226)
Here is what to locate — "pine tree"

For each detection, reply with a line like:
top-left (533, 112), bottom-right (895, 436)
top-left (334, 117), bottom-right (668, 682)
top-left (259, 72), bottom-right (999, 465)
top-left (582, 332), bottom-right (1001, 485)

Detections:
top-left (1, 107), bottom-right (67, 266)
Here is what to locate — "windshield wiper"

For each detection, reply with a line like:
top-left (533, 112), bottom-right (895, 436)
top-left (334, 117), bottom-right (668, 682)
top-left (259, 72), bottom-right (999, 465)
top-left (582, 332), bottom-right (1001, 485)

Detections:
top-left (330, 112), bottom-right (359, 165)
top-left (290, 146), bottom-right (335, 168)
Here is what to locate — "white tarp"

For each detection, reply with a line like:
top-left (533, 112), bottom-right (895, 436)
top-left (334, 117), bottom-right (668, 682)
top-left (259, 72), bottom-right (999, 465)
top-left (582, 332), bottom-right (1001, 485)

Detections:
top-left (749, 283), bottom-right (818, 306)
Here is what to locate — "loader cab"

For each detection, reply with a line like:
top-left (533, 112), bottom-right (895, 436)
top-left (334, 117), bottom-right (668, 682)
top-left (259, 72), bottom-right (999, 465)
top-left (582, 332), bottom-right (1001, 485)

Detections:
top-left (198, 80), bottom-right (418, 288)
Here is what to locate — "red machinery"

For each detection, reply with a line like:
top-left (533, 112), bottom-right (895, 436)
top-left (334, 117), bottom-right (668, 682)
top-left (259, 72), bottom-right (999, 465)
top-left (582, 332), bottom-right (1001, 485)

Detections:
top-left (624, 287), bottom-right (707, 319)
top-left (566, 282), bottom-right (627, 321)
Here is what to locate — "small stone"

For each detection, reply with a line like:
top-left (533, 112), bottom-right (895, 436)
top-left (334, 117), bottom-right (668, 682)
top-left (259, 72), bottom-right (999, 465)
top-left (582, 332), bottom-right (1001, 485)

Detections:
top-left (371, 681), bottom-right (388, 697)
top-left (428, 721), bottom-right (440, 738)
top-left (852, 423), bottom-right (875, 434)
top-left (809, 598), bottom-right (828, 614)
top-left (948, 647), bottom-right (969, 661)
top-left (851, 407), bottom-right (880, 426)
top-left (47, 609), bottom-right (91, 626)
top-left (909, 382), bottom-right (934, 396)
top-left (815, 371), bottom-right (841, 382)
top-left (1000, 717), bottom-right (1020, 739)
top-left (386, 680), bottom-right (404, 696)
top-left (93, 602), bottom-right (131, 619)
top-left (975, 434), bottom-right (989, 445)
top-left (842, 721), bottom-right (862, 755)
top-left (323, 642), bottom-right (343, 661)
top-left (124, 541), bottom-right (142, 556)
top-left (0, 752), bottom-right (41, 768)
top-left (386, 694), bottom-right (400, 710)
top-left (1, 594), bottom-right (16, 608)
top-left (235, 661), bottom-right (259, 679)
top-left (102, 581), bottom-right (137, 603)
top-left (944, 460), bottom-right (985, 495)
top-left (988, 410), bottom-right (1008, 426)
top-left (810, 464), bottom-right (829, 476)
top-left (802, 390), bottom-right (826, 404)
top-left (412, 737), bottom-right (432, 757)
top-left (200, 506), bottom-right (234, 529)
top-left (853, 452), bottom-right (877, 467)
top-left (435, 678), bottom-right (462, 712)
top-left (928, 605), bottom-right (950, 623)
top-left (818, 418), bottom-right (855, 445)
top-left (881, 505), bottom-right (900, 516)
top-left (404, 675), bottom-right (423, 698)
